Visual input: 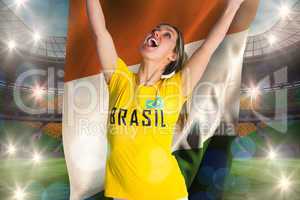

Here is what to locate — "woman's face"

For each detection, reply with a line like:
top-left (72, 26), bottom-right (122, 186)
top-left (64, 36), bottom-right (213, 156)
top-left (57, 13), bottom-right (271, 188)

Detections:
top-left (140, 24), bottom-right (178, 63)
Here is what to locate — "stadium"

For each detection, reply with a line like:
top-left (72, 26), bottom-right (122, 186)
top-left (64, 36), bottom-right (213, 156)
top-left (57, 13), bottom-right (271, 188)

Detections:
top-left (0, 0), bottom-right (299, 200)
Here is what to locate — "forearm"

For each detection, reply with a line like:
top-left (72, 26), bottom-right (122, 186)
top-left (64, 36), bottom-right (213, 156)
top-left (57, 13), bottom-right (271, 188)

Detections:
top-left (86, 0), bottom-right (107, 38)
top-left (181, 1), bottom-right (244, 96)
top-left (202, 2), bottom-right (242, 54)
top-left (86, 0), bottom-right (118, 83)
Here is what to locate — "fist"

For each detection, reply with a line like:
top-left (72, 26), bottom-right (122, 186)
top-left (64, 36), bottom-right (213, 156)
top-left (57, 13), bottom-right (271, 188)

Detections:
top-left (228, 0), bottom-right (245, 7)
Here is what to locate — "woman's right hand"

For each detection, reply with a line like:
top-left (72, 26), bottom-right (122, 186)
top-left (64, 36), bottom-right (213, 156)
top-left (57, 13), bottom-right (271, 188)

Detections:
top-left (86, 0), bottom-right (118, 84)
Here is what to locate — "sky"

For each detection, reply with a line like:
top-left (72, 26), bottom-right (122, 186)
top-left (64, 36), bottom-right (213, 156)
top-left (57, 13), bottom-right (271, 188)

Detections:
top-left (3, 0), bottom-right (298, 37)
top-left (249, 0), bottom-right (298, 35)
top-left (3, 0), bottom-right (69, 37)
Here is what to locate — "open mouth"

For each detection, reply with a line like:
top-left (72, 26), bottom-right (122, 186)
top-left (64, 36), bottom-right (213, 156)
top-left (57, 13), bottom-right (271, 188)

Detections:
top-left (146, 36), bottom-right (159, 48)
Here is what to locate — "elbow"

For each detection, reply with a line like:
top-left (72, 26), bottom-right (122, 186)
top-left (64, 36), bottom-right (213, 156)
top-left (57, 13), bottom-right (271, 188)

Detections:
top-left (204, 33), bottom-right (226, 55)
top-left (201, 42), bottom-right (216, 59)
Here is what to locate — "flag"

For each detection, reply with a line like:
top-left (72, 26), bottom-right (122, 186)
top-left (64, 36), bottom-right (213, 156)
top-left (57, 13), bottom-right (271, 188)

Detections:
top-left (63, 0), bottom-right (259, 199)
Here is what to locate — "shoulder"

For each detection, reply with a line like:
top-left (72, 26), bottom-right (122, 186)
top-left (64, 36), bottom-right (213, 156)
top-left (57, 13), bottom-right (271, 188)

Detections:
top-left (164, 71), bottom-right (191, 102)
top-left (114, 57), bottom-right (131, 75)
top-left (161, 71), bottom-right (183, 92)
top-left (165, 71), bottom-right (184, 84)
top-left (109, 57), bottom-right (134, 81)
top-left (108, 57), bottom-right (135, 91)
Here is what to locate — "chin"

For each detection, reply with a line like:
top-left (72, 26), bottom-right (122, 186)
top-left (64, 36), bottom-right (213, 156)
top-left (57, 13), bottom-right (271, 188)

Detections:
top-left (139, 47), bottom-right (155, 60)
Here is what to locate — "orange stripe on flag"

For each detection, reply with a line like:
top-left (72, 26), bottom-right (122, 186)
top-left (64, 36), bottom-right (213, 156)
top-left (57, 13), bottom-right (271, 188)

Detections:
top-left (65, 0), bottom-right (259, 82)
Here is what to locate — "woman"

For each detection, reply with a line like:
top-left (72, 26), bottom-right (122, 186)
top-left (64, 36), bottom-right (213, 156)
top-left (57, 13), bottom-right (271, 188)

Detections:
top-left (86, 0), bottom-right (245, 199)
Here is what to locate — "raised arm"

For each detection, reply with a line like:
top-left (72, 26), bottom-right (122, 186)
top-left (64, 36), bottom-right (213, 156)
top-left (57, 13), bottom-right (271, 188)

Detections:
top-left (181, 0), bottom-right (245, 96)
top-left (86, 0), bottom-right (118, 83)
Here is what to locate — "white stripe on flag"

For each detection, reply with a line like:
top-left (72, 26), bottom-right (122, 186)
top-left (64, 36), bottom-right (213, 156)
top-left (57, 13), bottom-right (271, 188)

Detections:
top-left (172, 30), bottom-right (249, 151)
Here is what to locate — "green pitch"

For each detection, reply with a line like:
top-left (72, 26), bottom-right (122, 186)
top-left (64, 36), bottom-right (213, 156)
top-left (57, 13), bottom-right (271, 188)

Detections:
top-left (0, 158), bottom-right (69, 200)
top-left (0, 158), bottom-right (299, 200)
top-left (223, 159), bottom-right (300, 200)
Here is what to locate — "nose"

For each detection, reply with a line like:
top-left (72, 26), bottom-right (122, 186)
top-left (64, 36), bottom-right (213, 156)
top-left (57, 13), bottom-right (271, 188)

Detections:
top-left (152, 30), bottom-right (159, 38)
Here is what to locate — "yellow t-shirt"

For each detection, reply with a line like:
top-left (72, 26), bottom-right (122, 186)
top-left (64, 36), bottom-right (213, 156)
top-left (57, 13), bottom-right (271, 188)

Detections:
top-left (105, 58), bottom-right (189, 200)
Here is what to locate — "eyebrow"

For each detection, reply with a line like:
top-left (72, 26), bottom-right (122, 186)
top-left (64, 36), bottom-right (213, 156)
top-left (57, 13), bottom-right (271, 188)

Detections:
top-left (157, 25), bottom-right (177, 37)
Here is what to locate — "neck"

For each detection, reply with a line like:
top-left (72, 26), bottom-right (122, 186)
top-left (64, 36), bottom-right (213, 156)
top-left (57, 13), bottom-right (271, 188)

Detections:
top-left (138, 59), bottom-right (167, 86)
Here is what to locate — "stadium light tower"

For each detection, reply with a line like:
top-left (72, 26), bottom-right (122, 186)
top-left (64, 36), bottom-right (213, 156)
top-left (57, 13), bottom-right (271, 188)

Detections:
top-left (15, 0), bottom-right (27, 7)
top-left (278, 176), bottom-right (292, 192)
top-left (33, 31), bottom-right (41, 43)
top-left (14, 187), bottom-right (26, 200)
top-left (268, 150), bottom-right (277, 160)
top-left (268, 35), bottom-right (277, 46)
top-left (7, 144), bottom-right (17, 155)
top-left (32, 152), bottom-right (42, 164)
top-left (8, 40), bottom-right (17, 51)
top-left (249, 86), bottom-right (260, 99)
top-left (32, 85), bottom-right (45, 100)
top-left (279, 5), bottom-right (291, 18)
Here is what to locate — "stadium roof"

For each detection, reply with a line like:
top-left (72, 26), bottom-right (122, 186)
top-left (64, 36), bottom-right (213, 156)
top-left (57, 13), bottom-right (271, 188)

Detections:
top-left (0, 0), bottom-right (300, 61)
top-left (244, 0), bottom-right (300, 58)
top-left (0, 0), bottom-right (66, 60)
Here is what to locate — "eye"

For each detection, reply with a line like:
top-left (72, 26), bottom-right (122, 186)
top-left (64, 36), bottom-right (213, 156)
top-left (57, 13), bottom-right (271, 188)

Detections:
top-left (163, 32), bottom-right (172, 38)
